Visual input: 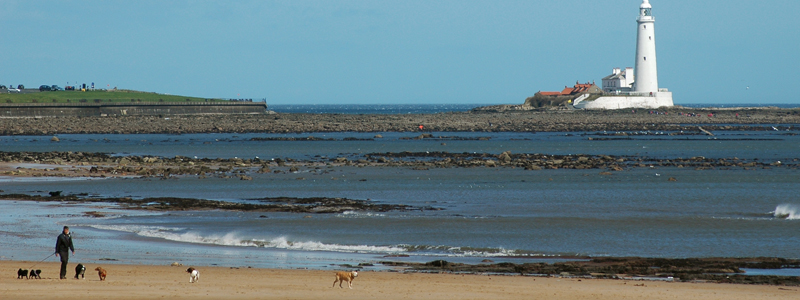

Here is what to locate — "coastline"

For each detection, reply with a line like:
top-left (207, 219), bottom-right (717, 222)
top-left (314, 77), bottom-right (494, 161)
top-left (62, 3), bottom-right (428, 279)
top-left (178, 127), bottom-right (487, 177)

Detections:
top-left (2, 261), bottom-right (798, 300)
top-left (1, 108), bottom-right (799, 135)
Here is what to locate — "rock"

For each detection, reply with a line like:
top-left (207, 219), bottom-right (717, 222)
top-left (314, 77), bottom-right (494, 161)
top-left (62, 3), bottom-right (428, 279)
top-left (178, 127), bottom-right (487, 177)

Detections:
top-left (50, 136), bottom-right (59, 142)
top-left (170, 262), bottom-right (183, 267)
top-left (239, 175), bottom-right (252, 180)
top-left (668, 177), bottom-right (677, 181)
top-left (498, 151), bottom-right (512, 163)
top-left (289, 166), bottom-right (298, 173)
top-left (485, 160), bottom-right (497, 167)
top-left (599, 171), bottom-right (613, 175)
top-left (374, 134), bottom-right (383, 138)
top-left (426, 260), bottom-right (450, 267)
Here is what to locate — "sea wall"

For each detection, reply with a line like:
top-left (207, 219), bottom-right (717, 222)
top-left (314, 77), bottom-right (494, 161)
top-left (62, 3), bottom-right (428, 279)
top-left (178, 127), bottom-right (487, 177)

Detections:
top-left (0, 102), bottom-right (268, 117)
top-left (574, 92), bottom-right (673, 110)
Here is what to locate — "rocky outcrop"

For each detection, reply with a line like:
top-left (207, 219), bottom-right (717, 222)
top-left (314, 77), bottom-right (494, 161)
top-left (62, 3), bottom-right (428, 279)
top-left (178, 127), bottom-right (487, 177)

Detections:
top-left (382, 257), bottom-right (800, 286)
top-left (0, 108), bottom-right (799, 135)
top-left (0, 194), bottom-right (442, 214)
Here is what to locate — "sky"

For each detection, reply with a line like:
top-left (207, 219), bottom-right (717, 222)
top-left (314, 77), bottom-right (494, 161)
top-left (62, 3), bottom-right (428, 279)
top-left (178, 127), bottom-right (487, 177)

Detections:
top-left (1, 0), bottom-right (798, 105)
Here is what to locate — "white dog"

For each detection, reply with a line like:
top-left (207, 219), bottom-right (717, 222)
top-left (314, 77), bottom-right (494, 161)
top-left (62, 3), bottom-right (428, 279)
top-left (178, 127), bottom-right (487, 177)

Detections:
top-left (332, 271), bottom-right (358, 289)
top-left (186, 267), bottom-right (200, 283)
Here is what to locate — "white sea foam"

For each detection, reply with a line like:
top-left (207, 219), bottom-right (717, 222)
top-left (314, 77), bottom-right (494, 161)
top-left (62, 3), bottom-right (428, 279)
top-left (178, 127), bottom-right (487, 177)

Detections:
top-left (773, 204), bottom-right (800, 220)
top-left (337, 211), bottom-right (386, 218)
top-left (88, 224), bottom-right (544, 257)
top-left (89, 224), bottom-right (406, 254)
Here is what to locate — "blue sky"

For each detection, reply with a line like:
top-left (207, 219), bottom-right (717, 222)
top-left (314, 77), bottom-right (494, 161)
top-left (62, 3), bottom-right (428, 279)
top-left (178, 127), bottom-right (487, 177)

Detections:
top-left (1, 0), bottom-right (798, 105)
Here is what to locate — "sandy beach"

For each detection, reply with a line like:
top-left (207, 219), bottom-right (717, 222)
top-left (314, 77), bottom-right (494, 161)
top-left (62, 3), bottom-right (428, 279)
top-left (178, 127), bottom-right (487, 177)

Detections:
top-left (1, 261), bottom-right (797, 300)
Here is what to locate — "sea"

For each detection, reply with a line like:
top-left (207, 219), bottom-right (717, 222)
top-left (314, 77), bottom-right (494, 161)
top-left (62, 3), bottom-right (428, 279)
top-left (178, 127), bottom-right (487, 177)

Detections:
top-left (1, 104), bottom-right (799, 272)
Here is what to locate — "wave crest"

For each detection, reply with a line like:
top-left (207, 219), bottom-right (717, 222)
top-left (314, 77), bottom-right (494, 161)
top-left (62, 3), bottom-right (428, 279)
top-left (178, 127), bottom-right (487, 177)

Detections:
top-left (773, 204), bottom-right (800, 220)
top-left (89, 225), bottom-right (405, 253)
top-left (89, 224), bottom-right (548, 257)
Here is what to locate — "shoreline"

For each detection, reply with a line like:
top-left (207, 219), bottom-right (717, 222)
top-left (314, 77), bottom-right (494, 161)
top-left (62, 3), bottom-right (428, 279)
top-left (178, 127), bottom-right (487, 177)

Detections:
top-left (1, 261), bottom-right (798, 300)
top-left (1, 109), bottom-right (799, 135)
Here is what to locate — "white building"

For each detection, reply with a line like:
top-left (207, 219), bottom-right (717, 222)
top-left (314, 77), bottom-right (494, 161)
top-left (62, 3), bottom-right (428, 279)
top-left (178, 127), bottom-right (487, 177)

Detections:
top-left (601, 67), bottom-right (634, 93)
top-left (575, 0), bottom-right (673, 109)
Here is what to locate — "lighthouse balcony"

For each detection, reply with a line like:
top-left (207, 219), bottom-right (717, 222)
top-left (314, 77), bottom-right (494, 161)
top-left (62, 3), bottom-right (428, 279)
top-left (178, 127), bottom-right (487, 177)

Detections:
top-left (637, 16), bottom-right (655, 21)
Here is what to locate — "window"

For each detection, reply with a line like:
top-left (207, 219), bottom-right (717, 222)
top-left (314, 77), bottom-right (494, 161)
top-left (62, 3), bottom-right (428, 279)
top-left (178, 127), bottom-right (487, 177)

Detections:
top-left (644, 57), bottom-right (647, 61)
top-left (649, 36), bottom-right (652, 40)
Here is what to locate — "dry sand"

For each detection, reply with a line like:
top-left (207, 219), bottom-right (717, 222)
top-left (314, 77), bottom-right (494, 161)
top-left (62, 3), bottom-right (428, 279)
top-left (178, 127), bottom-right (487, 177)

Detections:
top-left (1, 261), bottom-right (797, 300)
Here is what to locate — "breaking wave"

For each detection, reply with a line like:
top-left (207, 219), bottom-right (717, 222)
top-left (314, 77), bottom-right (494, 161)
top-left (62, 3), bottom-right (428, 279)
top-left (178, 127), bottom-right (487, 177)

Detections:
top-left (88, 224), bottom-right (547, 257)
top-left (773, 204), bottom-right (800, 220)
top-left (336, 211), bottom-right (386, 218)
top-left (89, 225), bottom-right (406, 254)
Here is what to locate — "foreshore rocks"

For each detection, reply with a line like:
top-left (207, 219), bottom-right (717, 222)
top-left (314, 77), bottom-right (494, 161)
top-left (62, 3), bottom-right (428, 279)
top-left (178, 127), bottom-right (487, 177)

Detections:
top-left (382, 257), bottom-right (800, 286)
top-left (1, 151), bottom-right (796, 180)
top-left (0, 193), bottom-right (440, 214)
top-left (1, 108), bottom-right (799, 135)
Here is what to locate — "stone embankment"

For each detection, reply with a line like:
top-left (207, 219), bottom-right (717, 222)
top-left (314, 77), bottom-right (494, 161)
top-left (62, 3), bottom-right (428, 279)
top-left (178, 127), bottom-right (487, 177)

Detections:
top-left (1, 108), bottom-right (799, 135)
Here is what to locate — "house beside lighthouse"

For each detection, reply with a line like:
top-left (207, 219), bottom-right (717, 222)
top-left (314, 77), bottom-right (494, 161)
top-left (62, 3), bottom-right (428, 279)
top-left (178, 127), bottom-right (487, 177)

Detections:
top-left (571, 0), bottom-right (673, 109)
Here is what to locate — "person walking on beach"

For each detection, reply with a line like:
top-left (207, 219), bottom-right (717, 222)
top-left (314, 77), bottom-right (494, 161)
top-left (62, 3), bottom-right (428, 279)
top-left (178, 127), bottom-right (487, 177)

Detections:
top-left (55, 226), bottom-right (75, 279)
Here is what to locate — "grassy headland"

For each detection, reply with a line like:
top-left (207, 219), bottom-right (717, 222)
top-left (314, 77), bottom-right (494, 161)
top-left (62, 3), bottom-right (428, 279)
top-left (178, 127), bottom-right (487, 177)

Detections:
top-left (1, 89), bottom-right (220, 104)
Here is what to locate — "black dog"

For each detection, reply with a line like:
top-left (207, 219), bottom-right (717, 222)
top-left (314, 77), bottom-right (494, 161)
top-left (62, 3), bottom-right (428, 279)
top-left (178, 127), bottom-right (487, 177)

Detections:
top-left (30, 269), bottom-right (42, 279)
top-left (17, 268), bottom-right (28, 279)
top-left (75, 263), bottom-right (86, 279)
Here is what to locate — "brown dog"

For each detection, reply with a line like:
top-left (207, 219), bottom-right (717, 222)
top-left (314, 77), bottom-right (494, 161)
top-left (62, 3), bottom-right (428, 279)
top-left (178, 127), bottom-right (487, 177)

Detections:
top-left (332, 271), bottom-right (358, 289)
top-left (95, 267), bottom-right (107, 281)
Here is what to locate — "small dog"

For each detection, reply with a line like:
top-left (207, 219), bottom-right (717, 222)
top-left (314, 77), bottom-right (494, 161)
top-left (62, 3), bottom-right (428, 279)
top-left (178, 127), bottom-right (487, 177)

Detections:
top-left (95, 267), bottom-right (107, 281)
top-left (186, 267), bottom-right (199, 283)
top-left (17, 268), bottom-right (28, 279)
top-left (75, 264), bottom-right (86, 279)
top-left (332, 271), bottom-right (358, 289)
top-left (30, 270), bottom-right (42, 279)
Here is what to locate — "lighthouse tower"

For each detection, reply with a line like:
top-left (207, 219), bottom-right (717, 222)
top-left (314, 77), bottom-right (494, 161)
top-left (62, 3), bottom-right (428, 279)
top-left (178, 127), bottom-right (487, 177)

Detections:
top-left (572, 0), bottom-right (673, 109)
top-left (633, 0), bottom-right (658, 93)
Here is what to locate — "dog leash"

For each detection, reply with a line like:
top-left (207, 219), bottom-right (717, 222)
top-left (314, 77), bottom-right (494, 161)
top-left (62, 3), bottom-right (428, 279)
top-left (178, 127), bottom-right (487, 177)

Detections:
top-left (28, 253), bottom-right (56, 269)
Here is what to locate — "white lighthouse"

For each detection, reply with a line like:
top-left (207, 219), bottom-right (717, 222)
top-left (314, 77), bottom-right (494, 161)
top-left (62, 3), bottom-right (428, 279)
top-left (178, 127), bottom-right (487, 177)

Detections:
top-left (633, 0), bottom-right (658, 93)
top-left (574, 0), bottom-right (673, 109)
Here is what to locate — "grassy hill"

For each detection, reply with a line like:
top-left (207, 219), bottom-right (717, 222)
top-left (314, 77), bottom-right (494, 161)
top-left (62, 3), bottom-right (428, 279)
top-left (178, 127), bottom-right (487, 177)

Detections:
top-left (1, 89), bottom-right (222, 104)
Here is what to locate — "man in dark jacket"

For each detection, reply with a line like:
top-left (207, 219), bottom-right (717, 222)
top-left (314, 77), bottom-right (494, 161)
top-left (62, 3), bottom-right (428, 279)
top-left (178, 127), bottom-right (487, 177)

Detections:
top-left (55, 226), bottom-right (75, 279)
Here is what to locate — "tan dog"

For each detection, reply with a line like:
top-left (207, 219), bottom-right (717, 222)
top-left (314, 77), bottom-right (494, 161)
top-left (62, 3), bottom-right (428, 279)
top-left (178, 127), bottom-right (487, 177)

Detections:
top-left (332, 271), bottom-right (358, 289)
top-left (95, 267), bottom-right (107, 281)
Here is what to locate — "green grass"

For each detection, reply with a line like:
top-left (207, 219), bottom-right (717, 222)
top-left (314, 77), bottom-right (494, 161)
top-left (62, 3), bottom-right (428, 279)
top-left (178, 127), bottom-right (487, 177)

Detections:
top-left (1, 90), bottom-right (223, 104)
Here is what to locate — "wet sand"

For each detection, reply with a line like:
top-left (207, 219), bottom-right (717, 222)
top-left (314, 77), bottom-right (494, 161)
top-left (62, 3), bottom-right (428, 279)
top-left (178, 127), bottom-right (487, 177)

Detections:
top-left (2, 261), bottom-right (797, 300)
